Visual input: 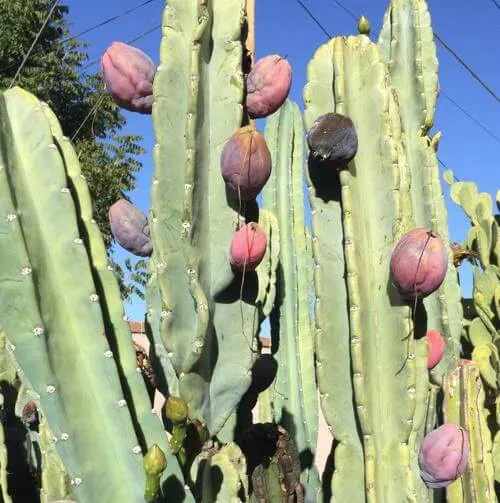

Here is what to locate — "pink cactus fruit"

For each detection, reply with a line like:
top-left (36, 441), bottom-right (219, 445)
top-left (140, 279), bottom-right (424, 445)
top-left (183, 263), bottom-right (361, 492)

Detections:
top-left (390, 228), bottom-right (448, 301)
top-left (108, 199), bottom-right (152, 257)
top-left (419, 424), bottom-right (470, 488)
top-left (426, 329), bottom-right (445, 369)
top-left (221, 127), bottom-right (272, 201)
top-left (229, 222), bottom-right (267, 272)
top-left (245, 54), bottom-right (292, 119)
top-left (101, 42), bottom-right (156, 114)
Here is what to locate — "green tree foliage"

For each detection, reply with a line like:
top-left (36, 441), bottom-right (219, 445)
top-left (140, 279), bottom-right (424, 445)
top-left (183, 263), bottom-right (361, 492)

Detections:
top-left (0, 0), bottom-right (146, 301)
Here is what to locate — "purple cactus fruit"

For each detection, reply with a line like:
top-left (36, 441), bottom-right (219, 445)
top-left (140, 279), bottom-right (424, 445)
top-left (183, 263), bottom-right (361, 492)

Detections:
top-left (426, 329), bottom-right (445, 369)
top-left (101, 42), bottom-right (156, 114)
top-left (221, 127), bottom-right (272, 201)
top-left (390, 228), bottom-right (448, 301)
top-left (419, 424), bottom-right (470, 488)
top-left (245, 54), bottom-right (292, 119)
top-left (230, 222), bottom-right (267, 272)
top-left (307, 113), bottom-right (358, 169)
top-left (108, 199), bottom-right (152, 257)
top-left (248, 354), bottom-right (278, 394)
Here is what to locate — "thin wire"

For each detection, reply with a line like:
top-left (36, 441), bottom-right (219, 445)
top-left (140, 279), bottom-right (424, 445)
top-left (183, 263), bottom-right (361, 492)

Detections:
top-left (293, 0), bottom-right (500, 146)
top-left (0, 0), bottom-right (159, 75)
top-left (71, 94), bottom-right (106, 142)
top-left (327, 0), bottom-right (499, 102)
top-left (81, 24), bottom-right (161, 71)
top-left (9, 0), bottom-right (60, 88)
top-left (441, 92), bottom-right (500, 144)
top-left (490, 0), bottom-right (500, 9)
top-left (433, 33), bottom-right (499, 102)
top-left (437, 158), bottom-right (461, 182)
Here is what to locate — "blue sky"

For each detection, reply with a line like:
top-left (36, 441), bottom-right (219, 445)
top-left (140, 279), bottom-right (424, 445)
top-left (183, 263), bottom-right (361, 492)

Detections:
top-left (66, 0), bottom-right (499, 321)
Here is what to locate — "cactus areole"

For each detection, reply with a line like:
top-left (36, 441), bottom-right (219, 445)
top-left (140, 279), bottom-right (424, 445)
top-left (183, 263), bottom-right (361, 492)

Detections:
top-left (419, 424), bottom-right (470, 488)
top-left (221, 127), bottom-right (272, 200)
top-left (230, 222), bottom-right (267, 272)
top-left (306, 112), bottom-right (358, 168)
top-left (390, 228), bottom-right (448, 301)
top-left (245, 54), bottom-right (292, 119)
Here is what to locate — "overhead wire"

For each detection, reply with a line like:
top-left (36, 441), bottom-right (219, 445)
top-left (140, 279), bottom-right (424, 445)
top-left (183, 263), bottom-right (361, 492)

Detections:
top-left (9, 0), bottom-right (61, 88)
top-left (0, 0), bottom-right (160, 75)
top-left (293, 0), bottom-right (499, 146)
top-left (490, 0), bottom-right (500, 9)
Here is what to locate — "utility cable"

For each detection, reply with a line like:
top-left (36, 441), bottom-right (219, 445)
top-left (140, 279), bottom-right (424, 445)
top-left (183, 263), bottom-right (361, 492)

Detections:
top-left (327, 0), bottom-right (499, 102)
top-left (0, 0), bottom-right (160, 75)
top-left (82, 23), bottom-right (161, 71)
top-left (9, 0), bottom-right (60, 88)
top-left (490, 0), bottom-right (500, 9)
top-left (293, 0), bottom-right (499, 145)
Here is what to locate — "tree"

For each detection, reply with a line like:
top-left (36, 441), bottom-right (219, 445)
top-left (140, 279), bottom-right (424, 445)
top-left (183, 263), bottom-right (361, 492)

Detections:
top-left (0, 0), bottom-right (145, 300)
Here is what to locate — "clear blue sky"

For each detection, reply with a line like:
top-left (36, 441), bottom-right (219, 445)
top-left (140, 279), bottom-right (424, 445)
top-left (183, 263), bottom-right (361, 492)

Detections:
top-left (66, 0), bottom-right (499, 321)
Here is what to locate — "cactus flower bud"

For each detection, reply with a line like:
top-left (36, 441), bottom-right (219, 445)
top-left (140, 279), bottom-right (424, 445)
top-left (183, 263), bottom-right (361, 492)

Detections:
top-left (143, 444), bottom-right (167, 476)
top-left (165, 396), bottom-right (189, 424)
top-left (245, 55), bottom-right (292, 118)
top-left (230, 222), bottom-right (267, 272)
top-left (426, 329), bottom-right (445, 369)
top-left (101, 42), bottom-right (156, 114)
top-left (307, 113), bottom-right (358, 169)
top-left (390, 228), bottom-right (448, 301)
top-left (108, 199), bottom-right (152, 257)
top-left (358, 16), bottom-right (371, 35)
top-left (221, 127), bottom-right (272, 201)
top-left (419, 424), bottom-right (469, 488)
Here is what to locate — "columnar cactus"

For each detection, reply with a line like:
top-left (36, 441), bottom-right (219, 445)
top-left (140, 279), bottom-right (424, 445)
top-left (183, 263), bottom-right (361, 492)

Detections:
top-left (0, 0), bottom-right (497, 501)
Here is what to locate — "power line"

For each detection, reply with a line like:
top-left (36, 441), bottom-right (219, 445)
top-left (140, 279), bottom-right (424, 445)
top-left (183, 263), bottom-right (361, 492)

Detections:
top-left (82, 24), bottom-right (161, 71)
top-left (490, 0), bottom-right (500, 9)
top-left (9, 0), bottom-right (61, 88)
top-left (0, 0), bottom-right (160, 75)
top-left (326, 0), bottom-right (499, 103)
top-left (294, 0), bottom-right (332, 38)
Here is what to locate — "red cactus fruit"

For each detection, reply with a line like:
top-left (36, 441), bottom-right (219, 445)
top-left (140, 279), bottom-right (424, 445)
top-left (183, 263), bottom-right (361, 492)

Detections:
top-left (230, 222), bottom-right (267, 272)
top-left (390, 228), bottom-right (448, 301)
top-left (307, 113), bottom-right (358, 168)
top-left (419, 424), bottom-right (470, 488)
top-left (101, 42), bottom-right (156, 114)
top-left (108, 199), bottom-right (152, 257)
top-left (221, 127), bottom-right (272, 201)
top-left (245, 54), bottom-right (292, 118)
top-left (426, 329), bottom-right (445, 369)
top-left (248, 354), bottom-right (278, 394)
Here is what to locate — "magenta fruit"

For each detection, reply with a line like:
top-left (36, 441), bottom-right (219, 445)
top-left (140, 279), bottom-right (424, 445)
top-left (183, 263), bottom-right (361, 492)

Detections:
top-left (426, 329), bottom-right (445, 369)
top-left (390, 228), bottom-right (448, 301)
top-left (108, 199), bottom-right (152, 257)
top-left (245, 54), bottom-right (292, 119)
top-left (229, 222), bottom-right (267, 272)
top-left (101, 42), bottom-right (156, 114)
top-left (221, 127), bottom-right (272, 201)
top-left (307, 113), bottom-right (358, 168)
top-left (419, 424), bottom-right (470, 488)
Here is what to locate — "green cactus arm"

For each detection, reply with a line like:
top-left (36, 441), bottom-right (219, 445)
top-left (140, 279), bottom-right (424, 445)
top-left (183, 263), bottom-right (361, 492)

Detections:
top-left (303, 38), bottom-right (364, 502)
top-left (151, 0), bottom-right (262, 436)
top-left (380, 1), bottom-right (463, 385)
top-left (0, 87), bottom-right (155, 502)
top-left (38, 105), bottom-right (183, 471)
top-left (378, 0), bottom-right (438, 133)
top-left (443, 364), bottom-right (496, 502)
top-left (262, 100), bottom-right (319, 489)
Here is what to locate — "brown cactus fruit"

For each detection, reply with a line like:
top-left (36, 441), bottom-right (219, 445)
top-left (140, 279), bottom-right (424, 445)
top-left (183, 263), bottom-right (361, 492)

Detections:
top-left (307, 113), bottom-right (358, 169)
top-left (221, 127), bottom-right (272, 201)
top-left (108, 199), bottom-right (152, 257)
top-left (426, 329), bottom-right (445, 369)
top-left (245, 54), bottom-right (292, 118)
top-left (101, 42), bottom-right (156, 114)
top-left (390, 228), bottom-right (448, 301)
top-left (230, 222), bottom-right (267, 272)
top-left (419, 424), bottom-right (470, 488)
